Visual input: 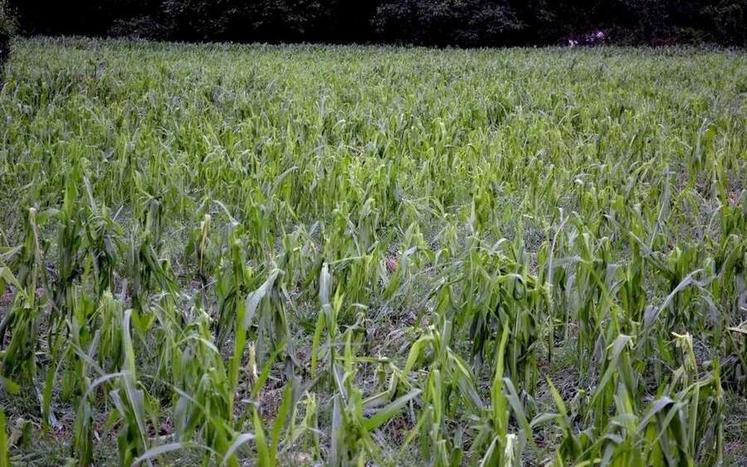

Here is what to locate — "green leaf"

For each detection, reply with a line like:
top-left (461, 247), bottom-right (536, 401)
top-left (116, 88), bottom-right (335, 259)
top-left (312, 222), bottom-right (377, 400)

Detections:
top-left (363, 389), bottom-right (421, 431)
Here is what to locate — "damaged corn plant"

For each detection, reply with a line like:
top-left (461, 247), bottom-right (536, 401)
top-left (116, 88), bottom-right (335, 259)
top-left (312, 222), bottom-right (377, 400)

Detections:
top-left (0, 37), bottom-right (745, 465)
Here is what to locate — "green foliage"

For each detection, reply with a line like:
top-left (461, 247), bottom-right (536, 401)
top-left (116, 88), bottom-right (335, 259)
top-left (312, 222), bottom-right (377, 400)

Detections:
top-left (0, 38), bottom-right (745, 465)
top-left (373, 0), bottom-right (524, 46)
top-left (7, 0), bottom-right (747, 45)
top-left (0, 0), bottom-right (14, 76)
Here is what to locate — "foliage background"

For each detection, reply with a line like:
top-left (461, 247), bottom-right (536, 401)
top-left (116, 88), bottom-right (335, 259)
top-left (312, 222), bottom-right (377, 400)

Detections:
top-left (0, 0), bottom-right (13, 70)
top-left (6, 0), bottom-right (747, 46)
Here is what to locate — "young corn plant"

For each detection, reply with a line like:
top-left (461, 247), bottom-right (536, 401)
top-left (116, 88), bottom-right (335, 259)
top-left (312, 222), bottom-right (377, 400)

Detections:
top-left (0, 39), bottom-right (744, 465)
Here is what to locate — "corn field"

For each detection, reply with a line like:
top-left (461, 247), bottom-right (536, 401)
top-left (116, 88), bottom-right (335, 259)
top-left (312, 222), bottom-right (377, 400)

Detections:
top-left (0, 37), bottom-right (746, 465)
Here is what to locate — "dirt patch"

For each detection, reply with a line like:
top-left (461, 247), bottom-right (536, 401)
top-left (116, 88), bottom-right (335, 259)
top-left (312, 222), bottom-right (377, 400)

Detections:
top-left (0, 289), bottom-right (13, 307)
top-left (259, 386), bottom-right (285, 423)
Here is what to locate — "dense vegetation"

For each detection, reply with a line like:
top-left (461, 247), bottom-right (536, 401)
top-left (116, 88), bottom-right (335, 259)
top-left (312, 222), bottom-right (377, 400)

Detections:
top-left (0, 0), bottom-right (12, 77)
top-left (0, 37), bottom-right (745, 465)
top-left (7, 0), bottom-right (747, 46)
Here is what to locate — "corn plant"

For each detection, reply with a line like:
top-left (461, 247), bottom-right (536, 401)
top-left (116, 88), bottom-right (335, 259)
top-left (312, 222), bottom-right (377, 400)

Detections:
top-left (0, 38), bottom-right (744, 465)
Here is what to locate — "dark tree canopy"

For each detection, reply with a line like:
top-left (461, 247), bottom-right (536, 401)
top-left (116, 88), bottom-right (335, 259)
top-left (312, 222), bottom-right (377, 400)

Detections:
top-left (6, 0), bottom-right (747, 46)
top-left (0, 0), bottom-right (13, 74)
top-left (373, 0), bottom-right (525, 46)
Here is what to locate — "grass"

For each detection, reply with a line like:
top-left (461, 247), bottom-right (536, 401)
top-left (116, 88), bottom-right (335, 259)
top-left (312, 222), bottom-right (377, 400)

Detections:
top-left (0, 37), bottom-right (745, 465)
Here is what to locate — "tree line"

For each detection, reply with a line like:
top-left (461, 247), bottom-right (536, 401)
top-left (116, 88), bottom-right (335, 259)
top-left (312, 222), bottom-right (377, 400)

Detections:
top-left (4, 0), bottom-right (747, 46)
top-left (1, 1), bottom-right (12, 77)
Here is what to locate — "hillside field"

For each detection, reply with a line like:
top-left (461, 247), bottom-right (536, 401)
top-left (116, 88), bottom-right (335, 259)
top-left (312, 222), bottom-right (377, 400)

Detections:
top-left (0, 38), bottom-right (746, 465)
